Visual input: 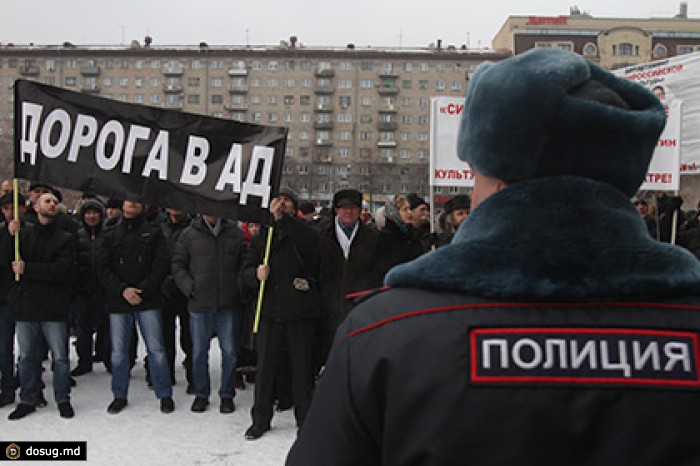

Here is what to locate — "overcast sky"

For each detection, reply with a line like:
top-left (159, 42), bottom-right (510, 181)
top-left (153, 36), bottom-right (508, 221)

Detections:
top-left (1, 1), bottom-right (692, 49)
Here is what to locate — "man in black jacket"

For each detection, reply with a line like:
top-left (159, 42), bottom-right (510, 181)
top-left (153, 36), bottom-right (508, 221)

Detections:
top-left (172, 214), bottom-right (247, 414)
top-left (71, 198), bottom-right (107, 376)
top-left (242, 187), bottom-right (320, 440)
top-left (2, 193), bottom-right (77, 420)
top-left (287, 49), bottom-right (700, 465)
top-left (0, 192), bottom-right (26, 409)
top-left (99, 200), bottom-right (173, 414)
top-left (160, 208), bottom-right (193, 392)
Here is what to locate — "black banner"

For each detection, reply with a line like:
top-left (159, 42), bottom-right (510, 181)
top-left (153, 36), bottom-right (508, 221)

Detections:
top-left (14, 79), bottom-right (287, 224)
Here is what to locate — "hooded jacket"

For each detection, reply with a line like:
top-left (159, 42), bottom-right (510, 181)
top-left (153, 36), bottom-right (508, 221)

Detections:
top-left (75, 199), bottom-right (106, 296)
top-left (287, 177), bottom-right (700, 466)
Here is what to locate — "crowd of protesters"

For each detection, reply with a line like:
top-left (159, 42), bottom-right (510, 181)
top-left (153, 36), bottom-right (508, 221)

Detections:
top-left (1, 176), bottom-right (698, 438)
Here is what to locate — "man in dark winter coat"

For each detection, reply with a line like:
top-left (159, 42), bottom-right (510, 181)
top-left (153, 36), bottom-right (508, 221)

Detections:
top-left (318, 188), bottom-right (389, 364)
top-left (160, 208), bottom-right (194, 392)
top-left (0, 192), bottom-right (26, 408)
top-left (2, 193), bottom-right (77, 420)
top-left (288, 49), bottom-right (700, 465)
top-left (71, 198), bottom-right (107, 376)
top-left (436, 194), bottom-right (471, 247)
top-left (172, 213), bottom-right (247, 414)
top-left (242, 187), bottom-right (320, 440)
top-left (99, 200), bottom-right (173, 414)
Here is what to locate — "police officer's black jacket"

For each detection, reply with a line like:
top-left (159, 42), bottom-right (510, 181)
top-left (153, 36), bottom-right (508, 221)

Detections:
top-left (171, 216), bottom-right (247, 312)
top-left (99, 214), bottom-right (169, 313)
top-left (288, 177), bottom-right (700, 466)
top-left (0, 220), bottom-right (76, 322)
top-left (242, 213), bottom-right (320, 322)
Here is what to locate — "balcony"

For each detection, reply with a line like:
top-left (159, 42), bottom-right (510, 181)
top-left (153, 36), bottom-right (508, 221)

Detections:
top-left (224, 103), bottom-right (248, 111)
top-left (315, 104), bottom-right (334, 112)
top-left (80, 66), bottom-right (100, 76)
top-left (377, 141), bottom-right (397, 148)
top-left (313, 121), bottom-right (334, 130)
top-left (313, 153), bottom-right (333, 163)
top-left (163, 84), bottom-right (183, 93)
top-left (228, 68), bottom-right (248, 76)
top-left (377, 121), bottom-right (398, 131)
top-left (228, 85), bottom-right (249, 93)
top-left (378, 104), bottom-right (397, 113)
top-left (315, 67), bottom-right (335, 77)
top-left (163, 64), bottom-right (184, 76)
top-left (314, 85), bottom-right (335, 94)
top-left (20, 65), bottom-right (39, 76)
top-left (379, 70), bottom-right (399, 78)
top-left (165, 102), bottom-right (183, 110)
top-left (80, 85), bottom-right (100, 94)
top-left (315, 139), bottom-right (333, 146)
top-left (377, 85), bottom-right (399, 95)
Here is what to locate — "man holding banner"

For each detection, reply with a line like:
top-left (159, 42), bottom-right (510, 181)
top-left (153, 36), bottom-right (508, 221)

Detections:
top-left (242, 187), bottom-right (320, 440)
top-left (3, 192), bottom-right (77, 420)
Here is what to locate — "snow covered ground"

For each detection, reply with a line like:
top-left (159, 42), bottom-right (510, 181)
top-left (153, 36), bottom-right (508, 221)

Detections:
top-left (2, 337), bottom-right (297, 465)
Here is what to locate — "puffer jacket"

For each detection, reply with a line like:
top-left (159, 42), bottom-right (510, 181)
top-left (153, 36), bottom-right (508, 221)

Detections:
top-left (171, 216), bottom-right (247, 312)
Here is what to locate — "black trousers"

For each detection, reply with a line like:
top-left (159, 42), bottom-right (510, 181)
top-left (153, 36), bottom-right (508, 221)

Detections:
top-left (161, 292), bottom-right (193, 385)
top-left (251, 318), bottom-right (316, 428)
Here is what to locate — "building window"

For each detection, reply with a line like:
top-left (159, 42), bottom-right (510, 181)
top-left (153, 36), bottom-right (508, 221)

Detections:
top-left (339, 96), bottom-right (351, 108)
top-left (582, 42), bottom-right (598, 57)
top-left (436, 80), bottom-right (445, 90)
top-left (339, 79), bottom-right (352, 89)
top-left (418, 80), bottom-right (428, 90)
top-left (340, 61), bottom-right (352, 70)
top-left (285, 60), bottom-right (295, 70)
top-left (361, 96), bottom-right (373, 106)
top-left (359, 131), bottom-right (373, 140)
top-left (301, 79), bottom-right (312, 88)
top-left (419, 63), bottom-right (429, 71)
top-left (338, 113), bottom-right (352, 123)
top-left (451, 81), bottom-right (463, 91)
top-left (338, 131), bottom-right (351, 141)
top-left (653, 44), bottom-right (668, 59)
top-left (615, 43), bottom-right (635, 56)
top-left (361, 62), bottom-right (373, 71)
top-left (65, 77), bottom-right (77, 87)
top-left (190, 60), bottom-right (201, 69)
top-left (65, 59), bottom-right (76, 69)
top-left (251, 95), bottom-right (261, 105)
top-left (119, 77), bottom-right (129, 87)
top-left (150, 95), bottom-right (160, 104)
top-left (284, 95), bottom-right (295, 105)
top-left (285, 79), bottom-right (296, 88)
top-left (678, 45), bottom-right (697, 55)
top-left (188, 77), bottom-right (200, 87)
top-left (360, 79), bottom-right (373, 89)
top-left (212, 78), bottom-right (223, 87)
top-left (417, 149), bottom-right (427, 159)
top-left (268, 61), bottom-right (278, 70)
top-left (187, 95), bottom-right (200, 104)
top-left (211, 95), bottom-right (223, 104)
top-left (268, 95), bottom-right (277, 105)
top-left (360, 115), bottom-right (372, 124)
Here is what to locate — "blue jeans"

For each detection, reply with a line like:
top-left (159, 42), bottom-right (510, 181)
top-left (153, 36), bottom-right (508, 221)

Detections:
top-left (189, 310), bottom-right (237, 399)
top-left (16, 321), bottom-right (70, 405)
top-left (0, 305), bottom-right (16, 396)
top-left (110, 309), bottom-right (172, 399)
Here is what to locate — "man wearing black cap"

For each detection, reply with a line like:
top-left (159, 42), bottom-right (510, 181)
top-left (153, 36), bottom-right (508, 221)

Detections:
top-left (288, 49), bottom-right (700, 465)
top-left (406, 193), bottom-right (432, 253)
top-left (317, 188), bottom-right (388, 364)
top-left (242, 186), bottom-right (320, 440)
top-left (437, 194), bottom-right (471, 247)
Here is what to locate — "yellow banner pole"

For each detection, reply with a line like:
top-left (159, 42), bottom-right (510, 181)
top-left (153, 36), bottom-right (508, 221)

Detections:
top-left (12, 179), bottom-right (20, 281)
top-left (253, 226), bottom-right (274, 334)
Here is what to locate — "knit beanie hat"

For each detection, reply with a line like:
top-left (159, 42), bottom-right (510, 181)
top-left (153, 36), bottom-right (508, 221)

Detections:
top-left (456, 48), bottom-right (666, 197)
top-left (407, 193), bottom-right (428, 211)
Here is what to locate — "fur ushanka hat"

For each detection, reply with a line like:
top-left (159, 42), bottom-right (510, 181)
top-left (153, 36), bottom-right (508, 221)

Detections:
top-left (456, 48), bottom-right (666, 197)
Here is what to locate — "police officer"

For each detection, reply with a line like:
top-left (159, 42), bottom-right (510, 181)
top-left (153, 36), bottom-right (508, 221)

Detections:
top-left (287, 49), bottom-right (700, 465)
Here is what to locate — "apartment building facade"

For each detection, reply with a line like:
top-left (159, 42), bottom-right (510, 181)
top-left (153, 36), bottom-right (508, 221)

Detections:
top-left (0, 39), bottom-right (507, 206)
